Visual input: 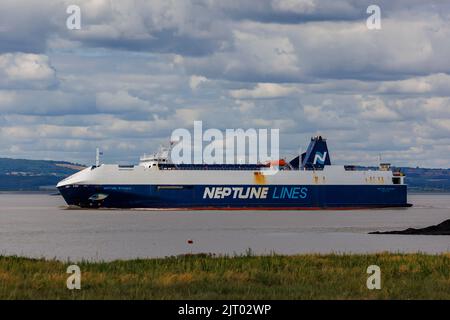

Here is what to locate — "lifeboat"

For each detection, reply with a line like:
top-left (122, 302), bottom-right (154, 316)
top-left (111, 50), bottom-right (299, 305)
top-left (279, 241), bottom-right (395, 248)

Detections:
top-left (266, 159), bottom-right (287, 167)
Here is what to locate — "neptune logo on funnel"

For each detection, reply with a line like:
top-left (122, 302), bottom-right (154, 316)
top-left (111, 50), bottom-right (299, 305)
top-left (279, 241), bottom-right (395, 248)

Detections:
top-left (313, 151), bottom-right (327, 165)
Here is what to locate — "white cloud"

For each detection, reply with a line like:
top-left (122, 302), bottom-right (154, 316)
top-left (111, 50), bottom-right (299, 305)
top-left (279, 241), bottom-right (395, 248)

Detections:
top-left (185, 29), bottom-right (300, 82)
top-left (0, 91), bottom-right (16, 106)
top-left (377, 73), bottom-right (450, 95)
top-left (0, 53), bottom-right (57, 89)
top-left (96, 90), bottom-right (161, 113)
top-left (189, 75), bottom-right (208, 90)
top-left (0, 89), bottom-right (92, 115)
top-left (358, 97), bottom-right (400, 122)
top-left (271, 0), bottom-right (316, 14)
top-left (230, 83), bottom-right (297, 99)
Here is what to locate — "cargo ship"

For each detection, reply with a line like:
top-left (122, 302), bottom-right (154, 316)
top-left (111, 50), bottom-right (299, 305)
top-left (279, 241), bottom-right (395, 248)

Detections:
top-left (57, 136), bottom-right (411, 209)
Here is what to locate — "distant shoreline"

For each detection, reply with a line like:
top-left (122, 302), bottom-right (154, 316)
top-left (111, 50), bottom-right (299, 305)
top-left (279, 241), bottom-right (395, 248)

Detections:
top-left (0, 190), bottom-right (60, 195)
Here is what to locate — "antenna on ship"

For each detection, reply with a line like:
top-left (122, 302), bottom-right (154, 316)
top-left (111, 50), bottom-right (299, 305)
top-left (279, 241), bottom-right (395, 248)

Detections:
top-left (96, 147), bottom-right (103, 167)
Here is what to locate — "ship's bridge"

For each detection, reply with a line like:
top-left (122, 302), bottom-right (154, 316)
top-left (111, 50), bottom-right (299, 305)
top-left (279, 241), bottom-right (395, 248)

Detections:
top-left (139, 145), bottom-right (170, 168)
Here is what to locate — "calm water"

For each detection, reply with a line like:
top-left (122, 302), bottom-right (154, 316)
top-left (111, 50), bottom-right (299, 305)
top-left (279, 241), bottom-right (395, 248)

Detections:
top-left (0, 193), bottom-right (449, 261)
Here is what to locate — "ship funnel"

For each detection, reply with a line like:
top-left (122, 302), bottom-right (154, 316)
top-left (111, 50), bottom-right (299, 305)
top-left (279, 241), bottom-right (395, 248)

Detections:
top-left (301, 135), bottom-right (331, 169)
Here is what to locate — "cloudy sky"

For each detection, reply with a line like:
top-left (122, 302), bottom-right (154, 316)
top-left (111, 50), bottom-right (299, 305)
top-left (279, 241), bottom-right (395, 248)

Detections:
top-left (0, 0), bottom-right (449, 168)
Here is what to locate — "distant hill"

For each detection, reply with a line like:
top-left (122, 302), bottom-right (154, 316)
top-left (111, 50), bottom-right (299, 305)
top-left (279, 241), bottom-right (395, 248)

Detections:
top-left (0, 158), bottom-right (85, 191)
top-left (397, 167), bottom-right (450, 192)
top-left (0, 158), bottom-right (449, 191)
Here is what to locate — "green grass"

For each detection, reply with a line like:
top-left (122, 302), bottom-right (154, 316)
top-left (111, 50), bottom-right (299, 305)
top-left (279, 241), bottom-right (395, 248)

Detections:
top-left (1, 253), bottom-right (449, 299)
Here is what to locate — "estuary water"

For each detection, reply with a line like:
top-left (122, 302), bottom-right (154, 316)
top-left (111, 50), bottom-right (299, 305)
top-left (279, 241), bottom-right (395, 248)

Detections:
top-left (0, 193), bottom-right (449, 261)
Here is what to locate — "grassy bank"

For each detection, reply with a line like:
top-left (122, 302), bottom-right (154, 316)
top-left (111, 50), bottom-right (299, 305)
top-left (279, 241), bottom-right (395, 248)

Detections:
top-left (1, 253), bottom-right (449, 299)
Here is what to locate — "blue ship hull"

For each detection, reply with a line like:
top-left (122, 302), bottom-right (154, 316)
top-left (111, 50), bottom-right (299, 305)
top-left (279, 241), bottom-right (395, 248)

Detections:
top-left (58, 184), bottom-right (410, 209)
